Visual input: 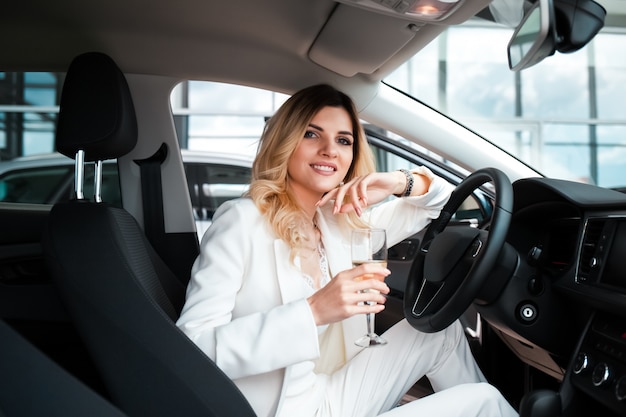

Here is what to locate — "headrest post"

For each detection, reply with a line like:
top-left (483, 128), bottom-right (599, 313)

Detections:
top-left (94, 160), bottom-right (103, 203)
top-left (74, 150), bottom-right (85, 200)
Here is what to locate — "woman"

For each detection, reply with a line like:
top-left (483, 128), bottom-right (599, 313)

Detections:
top-left (176, 84), bottom-right (518, 417)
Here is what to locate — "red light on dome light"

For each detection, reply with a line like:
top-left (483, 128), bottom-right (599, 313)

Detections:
top-left (406, 0), bottom-right (461, 20)
top-left (412, 5), bottom-right (440, 15)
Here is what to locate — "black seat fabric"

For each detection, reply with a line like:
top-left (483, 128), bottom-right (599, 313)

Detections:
top-left (0, 320), bottom-right (127, 417)
top-left (56, 52), bottom-right (137, 162)
top-left (42, 52), bottom-right (256, 417)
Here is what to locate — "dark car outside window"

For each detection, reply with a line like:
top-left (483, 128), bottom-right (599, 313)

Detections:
top-left (0, 163), bottom-right (122, 207)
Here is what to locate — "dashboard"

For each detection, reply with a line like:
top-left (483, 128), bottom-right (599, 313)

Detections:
top-left (474, 177), bottom-right (626, 416)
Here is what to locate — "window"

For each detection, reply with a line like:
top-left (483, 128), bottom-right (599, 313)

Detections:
top-left (0, 161), bottom-right (122, 206)
top-left (0, 72), bottom-right (62, 160)
top-left (385, 25), bottom-right (626, 189)
top-left (170, 81), bottom-right (286, 157)
top-left (185, 162), bottom-right (252, 238)
top-left (0, 166), bottom-right (72, 204)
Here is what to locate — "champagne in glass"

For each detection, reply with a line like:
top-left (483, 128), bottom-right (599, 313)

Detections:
top-left (351, 228), bottom-right (388, 347)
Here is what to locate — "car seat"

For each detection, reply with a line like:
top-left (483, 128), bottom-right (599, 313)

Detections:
top-left (0, 320), bottom-right (127, 417)
top-left (42, 52), bottom-right (256, 417)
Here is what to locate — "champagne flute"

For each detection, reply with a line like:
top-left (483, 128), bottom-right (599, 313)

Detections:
top-left (352, 228), bottom-right (388, 347)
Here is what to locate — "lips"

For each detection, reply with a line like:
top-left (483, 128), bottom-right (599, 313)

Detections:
top-left (311, 163), bottom-right (336, 172)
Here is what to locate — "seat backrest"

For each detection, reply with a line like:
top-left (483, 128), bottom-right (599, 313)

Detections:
top-left (42, 52), bottom-right (256, 417)
top-left (0, 320), bottom-right (127, 417)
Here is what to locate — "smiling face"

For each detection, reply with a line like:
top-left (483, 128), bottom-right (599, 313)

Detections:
top-left (287, 105), bottom-right (354, 208)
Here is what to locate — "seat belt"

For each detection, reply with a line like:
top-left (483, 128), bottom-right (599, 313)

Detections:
top-left (134, 143), bottom-right (169, 251)
top-left (134, 143), bottom-right (199, 287)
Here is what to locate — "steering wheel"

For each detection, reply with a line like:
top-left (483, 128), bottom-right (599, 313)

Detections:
top-left (404, 167), bottom-right (513, 333)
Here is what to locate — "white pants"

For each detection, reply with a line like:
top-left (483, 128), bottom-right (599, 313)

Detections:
top-left (317, 320), bottom-right (518, 417)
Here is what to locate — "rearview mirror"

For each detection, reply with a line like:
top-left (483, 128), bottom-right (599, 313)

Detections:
top-left (507, 0), bottom-right (556, 71)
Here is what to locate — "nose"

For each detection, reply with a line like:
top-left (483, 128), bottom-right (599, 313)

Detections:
top-left (319, 137), bottom-right (338, 157)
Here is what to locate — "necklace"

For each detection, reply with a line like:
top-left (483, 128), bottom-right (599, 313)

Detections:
top-left (298, 216), bottom-right (329, 289)
top-left (300, 218), bottom-right (320, 251)
top-left (300, 242), bottom-right (330, 290)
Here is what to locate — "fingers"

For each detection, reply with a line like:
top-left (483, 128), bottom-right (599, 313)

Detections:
top-left (309, 289), bottom-right (385, 325)
top-left (347, 283), bottom-right (388, 317)
top-left (332, 281), bottom-right (388, 316)
top-left (342, 262), bottom-right (390, 284)
top-left (317, 172), bottom-right (399, 215)
top-left (342, 264), bottom-right (391, 303)
top-left (328, 179), bottom-right (360, 215)
top-left (354, 278), bottom-right (389, 295)
top-left (345, 180), bottom-right (368, 216)
top-left (358, 301), bottom-right (386, 314)
top-left (316, 187), bottom-right (337, 207)
top-left (308, 264), bottom-right (391, 325)
top-left (316, 178), bottom-right (369, 216)
top-left (355, 289), bottom-right (388, 306)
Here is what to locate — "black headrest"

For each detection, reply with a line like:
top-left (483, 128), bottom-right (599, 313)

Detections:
top-left (56, 52), bottom-right (138, 161)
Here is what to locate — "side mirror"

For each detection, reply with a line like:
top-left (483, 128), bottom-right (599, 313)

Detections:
top-left (507, 0), bottom-right (557, 71)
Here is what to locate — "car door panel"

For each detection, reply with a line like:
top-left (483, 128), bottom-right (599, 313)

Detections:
top-left (0, 203), bottom-right (68, 322)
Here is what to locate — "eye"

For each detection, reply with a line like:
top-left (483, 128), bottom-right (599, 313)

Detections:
top-left (337, 136), bottom-right (353, 146)
top-left (304, 130), bottom-right (319, 139)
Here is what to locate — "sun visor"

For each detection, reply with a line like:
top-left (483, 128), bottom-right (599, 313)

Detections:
top-left (309, 5), bottom-right (420, 77)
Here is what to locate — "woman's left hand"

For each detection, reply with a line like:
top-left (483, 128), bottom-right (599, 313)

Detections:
top-left (317, 171), bottom-right (405, 216)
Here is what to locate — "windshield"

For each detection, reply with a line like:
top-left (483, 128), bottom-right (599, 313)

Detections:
top-left (384, 20), bottom-right (626, 189)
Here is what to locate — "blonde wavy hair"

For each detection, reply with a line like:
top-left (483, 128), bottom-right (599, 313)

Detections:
top-left (247, 84), bottom-right (376, 258)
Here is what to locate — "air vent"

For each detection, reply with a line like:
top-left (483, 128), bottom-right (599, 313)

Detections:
top-left (577, 219), bottom-right (606, 283)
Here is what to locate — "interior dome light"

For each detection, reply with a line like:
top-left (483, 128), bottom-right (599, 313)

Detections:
top-left (407, 0), bottom-right (462, 19)
top-left (338, 0), bottom-right (464, 22)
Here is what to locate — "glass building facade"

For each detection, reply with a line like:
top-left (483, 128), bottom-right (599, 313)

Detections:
top-left (386, 25), bottom-right (626, 187)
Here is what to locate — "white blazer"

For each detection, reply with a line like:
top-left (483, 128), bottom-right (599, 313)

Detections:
top-left (176, 167), bottom-right (454, 417)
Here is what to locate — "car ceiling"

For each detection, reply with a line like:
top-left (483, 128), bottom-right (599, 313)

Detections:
top-left (3, 0), bottom-right (626, 101)
top-left (3, 0), bottom-right (489, 91)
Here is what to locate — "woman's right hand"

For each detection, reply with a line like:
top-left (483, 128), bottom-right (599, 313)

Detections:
top-left (307, 263), bottom-right (390, 326)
